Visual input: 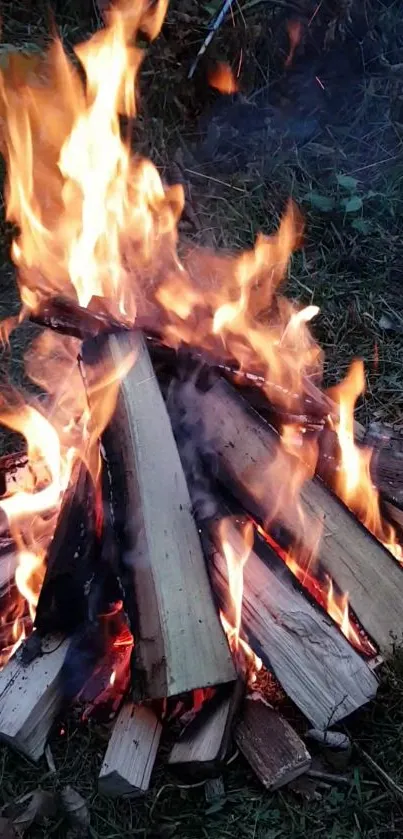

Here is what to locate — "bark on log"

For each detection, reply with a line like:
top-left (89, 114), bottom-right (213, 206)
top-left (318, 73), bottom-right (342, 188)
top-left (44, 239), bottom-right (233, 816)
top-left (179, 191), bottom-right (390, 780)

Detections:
top-left (98, 703), bottom-right (161, 797)
top-left (0, 635), bottom-right (69, 761)
top-left (235, 697), bottom-right (311, 790)
top-left (207, 519), bottom-right (378, 729)
top-left (179, 378), bottom-right (403, 654)
top-left (168, 681), bottom-right (244, 774)
top-left (80, 330), bottom-right (235, 700)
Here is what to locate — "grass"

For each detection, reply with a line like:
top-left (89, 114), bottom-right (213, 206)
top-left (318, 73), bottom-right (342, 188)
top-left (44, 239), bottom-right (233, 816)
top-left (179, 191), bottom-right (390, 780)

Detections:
top-left (1, 0), bottom-right (403, 836)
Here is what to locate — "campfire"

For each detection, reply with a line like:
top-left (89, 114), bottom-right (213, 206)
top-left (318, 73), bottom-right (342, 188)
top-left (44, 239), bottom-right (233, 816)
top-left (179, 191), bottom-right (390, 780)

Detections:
top-left (0, 0), bottom-right (402, 798)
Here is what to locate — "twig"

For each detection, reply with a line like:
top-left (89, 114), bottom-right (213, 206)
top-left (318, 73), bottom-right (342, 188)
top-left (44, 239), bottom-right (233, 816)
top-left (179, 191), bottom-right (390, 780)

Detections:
top-left (307, 769), bottom-right (350, 784)
top-left (188, 0), bottom-right (236, 79)
top-left (356, 745), bottom-right (403, 801)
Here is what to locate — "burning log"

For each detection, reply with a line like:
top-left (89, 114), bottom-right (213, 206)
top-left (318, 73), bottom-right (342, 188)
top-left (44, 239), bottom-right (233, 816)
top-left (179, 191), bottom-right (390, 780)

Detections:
top-left (0, 635), bottom-right (69, 761)
top-left (168, 681), bottom-right (244, 774)
top-left (234, 696), bottom-right (311, 790)
top-left (181, 378), bottom-right (403, 655)
top-left (80, 330), bottom-right (235, 700)
top-left (207, 519), bottom-right (378, 729)
top-left (35, 460), bottom-right (99, 635)
top-left (98, 703), bottom-right (161, 797)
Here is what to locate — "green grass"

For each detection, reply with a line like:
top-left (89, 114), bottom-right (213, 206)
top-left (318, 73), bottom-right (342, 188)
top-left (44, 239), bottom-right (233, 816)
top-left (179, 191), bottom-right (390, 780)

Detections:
top-left (1, 1), bottom-right (403, 836)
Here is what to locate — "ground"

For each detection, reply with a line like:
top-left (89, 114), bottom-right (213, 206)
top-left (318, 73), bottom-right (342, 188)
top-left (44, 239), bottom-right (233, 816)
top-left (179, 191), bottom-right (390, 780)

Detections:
top-left (1, 1), bottom-right (403, 837)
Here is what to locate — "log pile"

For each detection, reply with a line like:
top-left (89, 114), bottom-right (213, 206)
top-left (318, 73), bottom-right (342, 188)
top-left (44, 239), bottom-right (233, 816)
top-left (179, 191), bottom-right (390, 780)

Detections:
top-left (2, 315), bottom-right (403, 801)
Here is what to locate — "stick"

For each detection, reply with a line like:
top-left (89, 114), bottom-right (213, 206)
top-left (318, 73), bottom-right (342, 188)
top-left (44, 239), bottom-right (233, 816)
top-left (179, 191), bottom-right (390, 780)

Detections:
top-left (98, 703), bottom-right (161, 797)
top-left (80, 330), bottom-right (235, 700)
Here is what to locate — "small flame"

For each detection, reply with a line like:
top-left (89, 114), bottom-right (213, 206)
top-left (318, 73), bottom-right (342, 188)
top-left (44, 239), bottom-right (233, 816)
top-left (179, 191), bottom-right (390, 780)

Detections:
top-left (218, 518), bottom-right (262, 679)
top-left (328, 360), bottom-right (403, 562)
top-left (208, 63), bottom-right (239, 94)
top-left (109, 669), bottom-right (116, 686)
top-left (285, 20), bottom-right (302, 68)
top-left (256, 523), bottom-right (376, 656)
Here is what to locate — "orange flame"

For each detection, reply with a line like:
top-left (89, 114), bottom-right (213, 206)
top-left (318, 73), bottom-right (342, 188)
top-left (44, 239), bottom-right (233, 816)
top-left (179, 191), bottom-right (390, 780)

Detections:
top-left (0, 0), bottom-right (398, 673)
top-left (218, 518), bottom-right (262, 679)
top-left (285, 20), bottom-right (302, 68)
top-left (328, 360), bottom-right (402, 562)
top-left (208, 63), bottom-right (239, 94)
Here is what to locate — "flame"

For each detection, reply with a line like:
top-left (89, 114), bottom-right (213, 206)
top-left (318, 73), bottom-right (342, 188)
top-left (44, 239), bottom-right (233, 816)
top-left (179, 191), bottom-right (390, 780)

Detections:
top-left (328, 360), bottom-right (402, 562)
top-left (285, 20), bottom-right (302, 68)
top-left (218, 518), bottom-right (262, 679)
top-left (208, 63), bottom-right (239, 94)
top-left (0, 0), bottom-right (398, 675)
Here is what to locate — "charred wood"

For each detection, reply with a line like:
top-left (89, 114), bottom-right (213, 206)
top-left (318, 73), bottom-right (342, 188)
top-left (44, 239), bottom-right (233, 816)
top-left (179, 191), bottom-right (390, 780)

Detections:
top-left (35, 460), bottom-right (100, 635)
top-left (168, 680), bottom-right (244, 775)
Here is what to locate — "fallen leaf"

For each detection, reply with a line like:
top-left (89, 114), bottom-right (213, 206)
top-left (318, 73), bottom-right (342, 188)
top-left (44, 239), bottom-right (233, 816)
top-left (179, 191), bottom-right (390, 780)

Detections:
top-left (60, 787), bottom-right (90, 829)
top-left (2, 790), bottom-right (58, 836)
top-left (0, 817), bottom-right (18, 839)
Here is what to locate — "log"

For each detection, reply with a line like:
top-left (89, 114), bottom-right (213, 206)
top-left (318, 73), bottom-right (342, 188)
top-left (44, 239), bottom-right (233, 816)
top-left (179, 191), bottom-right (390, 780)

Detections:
top-left (168, 681), bottom-right (244, 774)
top-left (235, 697), bottom-right (311, 790)
top-left (98, 703), bottom-right (161, 797)
top-left (35, 459), bottom-right (101, 634)
top-left (177, 378), bottom-right (403, 654)
top-left (207, 519), bottom-right (378, 729)
top-left (80, 330), bottom-right (235, 700)
top-left (0, 635), bottom-right (69, 761)
top-left (364, 424), bottom-right (403, 512)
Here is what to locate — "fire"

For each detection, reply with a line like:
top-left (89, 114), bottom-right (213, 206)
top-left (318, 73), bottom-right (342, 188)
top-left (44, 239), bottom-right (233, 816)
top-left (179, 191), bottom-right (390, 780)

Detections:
top-left (0, 0), bottom-right (399, 676)
top-left (285, 20), bottom-right (302, 68)
top-left (208, 63), bottom-right (239, 94)
top-left (256, 524), bottom-right (375, 656)
top-left (328, 360), bottom-right (403, 561)
top-left (218, 518), bottom-right (262, 679)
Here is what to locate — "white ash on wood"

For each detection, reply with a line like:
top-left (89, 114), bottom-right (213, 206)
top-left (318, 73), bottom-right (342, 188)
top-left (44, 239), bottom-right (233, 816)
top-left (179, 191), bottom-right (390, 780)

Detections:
top-left (80, 330), bottom-right (235, 700)
top-left (207, 519), bottom-right (378, 730)
top-left (235, 696), bottom-right (311, 790)
top-left (98, 703), bottom-right (161, 797)
top-left (180, 377), bottom-right (403, 655)
top-left (0, 635), bottom-right (69, 761)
